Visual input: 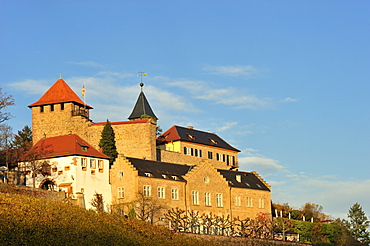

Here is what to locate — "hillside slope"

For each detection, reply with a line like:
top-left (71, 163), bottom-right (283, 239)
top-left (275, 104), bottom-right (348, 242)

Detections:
top-left (0, 191), bottom-right (217, 246)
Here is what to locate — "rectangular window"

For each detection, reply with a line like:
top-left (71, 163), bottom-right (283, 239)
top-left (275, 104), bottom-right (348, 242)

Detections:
top-left (98, 160), bottom-right (103, 169)
top-left (247, 197), bottom-right (253, 207)
top-left (191, 148), bottom-right (194, 156)
top-left (192, 191), bottom-right (199, 205)
top-left (118, 187), bottom-right (124, 198)
top-left (60, 103), bottom-right (64, 110)
top-left (204, 192), bottom-right (211, 206)
top-left (143, 185), bottom-right (151, 197)
top-left (226, 155), bottom-right (230, 165)
top-left (194, 149), bottom-right (198, 157)
top-left (236, 175), bottom-right (241, 183)
top-left (158, 187), bottom-right (165, 199)
top-left (171, 189), bottom-right (179, 200)
top-left (259, 198), bottom-right (265, 208)
top-left (216, 193), bottom-right (223, 207)
top-left (235, 196), bottom-right (241, 206)
top-left (40, 106), bottom-right (44, 113)
top-left (81, 158), bottom-right (87, 167)
top-left (184, 147), bottom-right (187, 155)
top-left (232, 156), bottom-right (236, 166)
top-left (50, 104), bottom-right (54, 112)
top-left (184, 147), bottom-right (191, 155)
top-left (223, 154), bottom-right (226, 162)
top-left (216, 153), bottom-right (220, 161)
top-left (90, 159), bottom-right (96, 169)
top-left (208, 151), bottom-right (213, 159)
top-left (199, 150), bottom-right (202, 157)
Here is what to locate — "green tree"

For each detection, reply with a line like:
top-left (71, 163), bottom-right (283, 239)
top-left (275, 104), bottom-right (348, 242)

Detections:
top-left (12, 125), bottom-right (32, 149)
top-left (347, 203), bottom-right (370, 244)
top-left (98, 120), bottom-right (118, 166)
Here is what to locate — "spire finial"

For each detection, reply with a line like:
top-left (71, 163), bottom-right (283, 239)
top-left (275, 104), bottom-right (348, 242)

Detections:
top-left (60, 73), bottom-right (62, 79)
top-left (137, 72), bottom-right (147, 90)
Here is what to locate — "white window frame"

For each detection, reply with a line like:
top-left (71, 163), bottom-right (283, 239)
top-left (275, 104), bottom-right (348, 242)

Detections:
top-left (143, 185), bottom-right (151, 197)
top-left (171, 189), bottom-right (179, 200)
top-left (235, 196), bottom-right (241, 206)
top-left (98, 160), bottom-right (103, 169)
top-left (158, 187), bottom-right (165, 199)
top-left (247, 197), bottom-right (253, 207)
top-left (204, 192), bottom-right (211, 206)
top-left (90, 159), bottom-right (96, 169)
top-left (81, 158), bottom-right (87, 167)
top-left (118, 187), bottom-right (124, 198)
top-left (192, 191), bottom-right (199, 205)
top-left (216, 193), bottom-right (223, 207)
top-left (259, 198), bottom-right (265, 208)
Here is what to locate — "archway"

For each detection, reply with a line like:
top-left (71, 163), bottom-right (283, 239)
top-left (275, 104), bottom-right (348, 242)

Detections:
top-left (39, 178), bottom-right (57, 191)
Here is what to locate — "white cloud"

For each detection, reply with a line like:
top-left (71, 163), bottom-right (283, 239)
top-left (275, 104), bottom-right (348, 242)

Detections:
top-left (68, 61), bottom-right (105, 68)
top-left (239, 155), bottom-right (284, 174)
top-left (217, 122), bottom-right (238, 132)
top-left (167, 78), bottom-right (272, 110)
top-left (282, 97), bottom-right (298, 103)
top-left (9, 79), bottom-right (51, 95)
top-left (272, 176), bottom-right (370, 219)
top-left (202, 64), bottom-right (261, 78)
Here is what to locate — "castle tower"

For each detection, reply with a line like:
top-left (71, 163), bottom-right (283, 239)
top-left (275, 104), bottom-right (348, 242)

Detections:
top-left (28, 78), bottom-right (93, 144)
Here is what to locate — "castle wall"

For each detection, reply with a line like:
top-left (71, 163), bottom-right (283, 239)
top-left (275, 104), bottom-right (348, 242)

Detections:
top-left (31, 103), bottom-right (92, 144)
top-left (88, 119), bottom-right (157, 161)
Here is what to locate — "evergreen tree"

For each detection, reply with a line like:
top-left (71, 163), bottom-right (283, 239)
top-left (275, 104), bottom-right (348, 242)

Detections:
top-left (347, 202), bottom-right (370, 244)
top-left (12, 125), bottom-right (32, 149)
top-left (98, 120), bottom-right (118, 166)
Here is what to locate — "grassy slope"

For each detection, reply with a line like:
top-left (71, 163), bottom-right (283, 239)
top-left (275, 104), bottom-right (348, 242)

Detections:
top-left (0, 192), bottom-right (217, 246)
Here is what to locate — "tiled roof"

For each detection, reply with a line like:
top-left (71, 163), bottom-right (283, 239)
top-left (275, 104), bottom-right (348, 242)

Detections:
top-left (28, 79), bottom-right (93, 109)
top-left (26, 134), bottom-right (109, 159)
top-left (157, 125), bottom-right (240, 152)
top-left (127, 157), bottom-right (191, 182)
top-left (128, 91), bottom-right (157, 120)
top-left (127, 157), bottom-right (268, 191)
top-left (217, 169), bottom-right (270, 191)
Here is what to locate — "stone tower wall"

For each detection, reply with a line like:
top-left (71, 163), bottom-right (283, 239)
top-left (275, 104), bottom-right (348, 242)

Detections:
top-left (31, 103), bottom-right (92, 144)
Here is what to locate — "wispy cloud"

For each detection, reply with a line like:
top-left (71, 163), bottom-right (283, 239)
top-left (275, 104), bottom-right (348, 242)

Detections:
top-left (68, 61), bottom-right (105, 68)
top-left (167, 79), bottom-right (272, 110)
top-left (202, 64), bottom-right (261, 78)
top-left (282, 97), bottom-right (299, 103)
top-left (217, 122), bottom-right (238, 132)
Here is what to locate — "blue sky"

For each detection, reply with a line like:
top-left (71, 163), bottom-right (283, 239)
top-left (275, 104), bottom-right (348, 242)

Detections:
top-left (1, 1), bottom-right (369, 219)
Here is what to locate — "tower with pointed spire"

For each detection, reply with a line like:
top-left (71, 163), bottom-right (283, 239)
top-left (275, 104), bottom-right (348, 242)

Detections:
top-left (28, 78), bottom-right (93, 144)
top-left (128, 83), bottom-right (157, 121)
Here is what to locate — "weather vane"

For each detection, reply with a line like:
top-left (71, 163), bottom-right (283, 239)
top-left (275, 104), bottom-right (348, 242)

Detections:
top-left (137, 72), bottom-right (147, 88)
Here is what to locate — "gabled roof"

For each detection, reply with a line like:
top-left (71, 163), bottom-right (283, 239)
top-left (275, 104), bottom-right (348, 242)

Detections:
top-left (157, 125), bottom-right (240, 152)
top-left (217, 169), bottom-right (270, 191)
top-left (128, 91), bottom-right (157, 120)
top-left (126, 157), bottom-right (268, 191)
top-left (25, 134), bottom-right (109, 159)
top-left (127, 157), bottom-right (191, 182)
top-left (28, 78), bottom-right (93, 109)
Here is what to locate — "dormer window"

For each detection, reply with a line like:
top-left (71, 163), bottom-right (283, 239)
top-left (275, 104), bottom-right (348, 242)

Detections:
top-left (209, 138), bottom-right (218, 145)
top-left (172, 175), bottom-right (179, 180)
top-left (145, 172), bottom-right (152, 177)
top-left (186, 133), bottom-right (196, 140)
top-left (236, 175), bottom-right (241, 183)
top-left (162, 174), bottom-right (167, 179)
top-left (81, 146), bottom-right (88, 151)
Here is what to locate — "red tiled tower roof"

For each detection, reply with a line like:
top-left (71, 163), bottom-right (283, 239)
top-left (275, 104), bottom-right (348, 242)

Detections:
top-left (27, 134), bottom-right (109, 159)
top-left (28, 78), bottom-right (93, 109)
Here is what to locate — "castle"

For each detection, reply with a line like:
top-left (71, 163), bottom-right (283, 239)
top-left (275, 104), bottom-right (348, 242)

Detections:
top-left (22, 78), bottom-right (272, 222)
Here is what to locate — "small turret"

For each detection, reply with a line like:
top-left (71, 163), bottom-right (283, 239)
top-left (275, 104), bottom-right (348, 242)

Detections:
top-left (128, 83), bottom-right (157, 121)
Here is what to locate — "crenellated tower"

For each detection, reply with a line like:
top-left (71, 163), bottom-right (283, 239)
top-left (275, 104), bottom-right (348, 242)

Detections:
top-left (28, 78), bottom-right (93, 144)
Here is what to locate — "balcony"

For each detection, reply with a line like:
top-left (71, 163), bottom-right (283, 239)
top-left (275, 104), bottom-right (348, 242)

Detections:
top-left (72, 109), bottom-right (89, 118)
